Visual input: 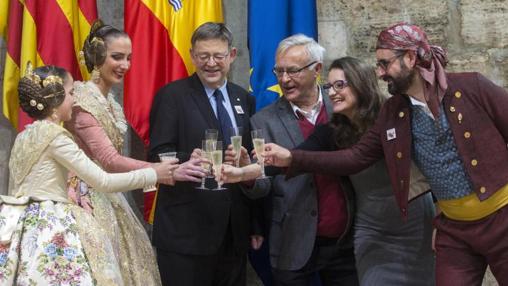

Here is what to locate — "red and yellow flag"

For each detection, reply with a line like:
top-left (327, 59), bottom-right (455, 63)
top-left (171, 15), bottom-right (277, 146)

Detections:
top-left (124, 0), bottom-right (223, 223)
top-left (2, 0), bottom-right (97, 130)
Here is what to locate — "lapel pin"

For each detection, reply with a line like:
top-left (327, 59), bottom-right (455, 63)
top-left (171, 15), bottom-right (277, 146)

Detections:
top-left (234, 105), bottom-right (245, 114)
top-left (386, 128), bottom-right (396, 141)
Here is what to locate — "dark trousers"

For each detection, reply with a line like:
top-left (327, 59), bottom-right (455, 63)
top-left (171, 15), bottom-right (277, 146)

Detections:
top-left (157, 228), bottom-right (246, 286)
top-left (434, 204), bottom-right (508, 286)
top-left (272, 238), bottom-right (358, 286)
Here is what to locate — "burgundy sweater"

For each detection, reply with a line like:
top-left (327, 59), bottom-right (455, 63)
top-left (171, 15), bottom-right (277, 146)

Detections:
top-left (296, 105), bottom-right (348, 238)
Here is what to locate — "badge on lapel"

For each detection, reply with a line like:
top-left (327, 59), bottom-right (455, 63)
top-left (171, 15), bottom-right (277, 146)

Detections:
top-left (386, 128), bottom-right (396, 141)
top-left (234, 105), bottom-right (244, 114)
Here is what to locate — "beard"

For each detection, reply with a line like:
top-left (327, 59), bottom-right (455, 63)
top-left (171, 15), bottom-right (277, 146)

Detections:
top-left (383, 62), bottom-right (416, 95)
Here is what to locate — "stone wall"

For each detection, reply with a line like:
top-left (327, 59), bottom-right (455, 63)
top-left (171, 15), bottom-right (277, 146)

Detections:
top-left (317, 0), bottom-right (507, 90)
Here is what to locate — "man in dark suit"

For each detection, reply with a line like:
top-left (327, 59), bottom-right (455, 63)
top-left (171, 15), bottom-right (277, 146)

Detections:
top-left (249, 34), bottom-right (357, 286)
top-left (148, 22), bottom-right (261, 286)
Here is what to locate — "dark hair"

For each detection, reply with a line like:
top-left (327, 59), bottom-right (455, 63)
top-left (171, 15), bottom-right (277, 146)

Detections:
top-left (191, 22), bottom-right (233, 49)
top-left (328, 57), bottom-right (384, 149)
top-left (18, 65), bottom-right (69, 120)
top-left (82, 19), bottom-right (129, 72)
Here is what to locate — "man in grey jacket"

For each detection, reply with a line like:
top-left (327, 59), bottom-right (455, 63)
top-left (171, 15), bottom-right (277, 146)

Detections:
top-left (249, 34), bottom-right (357, 286)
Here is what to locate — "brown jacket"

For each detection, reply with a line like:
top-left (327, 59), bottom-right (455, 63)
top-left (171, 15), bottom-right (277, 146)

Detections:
top-left (288, 72), bottom-right (508, 218)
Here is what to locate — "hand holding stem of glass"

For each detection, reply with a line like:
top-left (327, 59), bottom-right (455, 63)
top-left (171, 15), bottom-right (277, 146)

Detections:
top-left (251, 129), bottom-right (266, 177)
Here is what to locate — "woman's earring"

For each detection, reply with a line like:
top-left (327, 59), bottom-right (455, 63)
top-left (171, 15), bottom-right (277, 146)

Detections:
top-left (91, 66), bottom-right (100, 83)
top-left (51, 110), bottom-right (59, 122)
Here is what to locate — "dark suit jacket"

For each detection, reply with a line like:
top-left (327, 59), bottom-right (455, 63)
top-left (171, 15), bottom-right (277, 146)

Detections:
top-left (249, 95), bottom-right (355, 271)
top-left (288, 72), bottom-right (508, 218)
top-left (148, 73), bottom-right (258, 255)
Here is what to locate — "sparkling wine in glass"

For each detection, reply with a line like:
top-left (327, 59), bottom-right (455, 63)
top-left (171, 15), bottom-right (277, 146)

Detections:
top-left (205, 129), bottom-right (218, 152)
top-left (197, 140), bottom-right (212, 190)
top-left (251, 129), bottom-right (268, 178)
top-left (212, 141), bottom-right (227, 190)
top-left (230, 127), bottom-right (243, 167)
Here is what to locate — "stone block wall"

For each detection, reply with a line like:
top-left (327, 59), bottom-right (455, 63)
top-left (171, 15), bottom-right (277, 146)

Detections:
top-left (317, 0), bottom-right (507, 90)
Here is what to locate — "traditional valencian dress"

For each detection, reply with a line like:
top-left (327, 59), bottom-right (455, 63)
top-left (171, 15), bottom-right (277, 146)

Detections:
top-left (0, 120), bottom-right (157, 285)
top-left (64, 81), bottom-right (161, 286)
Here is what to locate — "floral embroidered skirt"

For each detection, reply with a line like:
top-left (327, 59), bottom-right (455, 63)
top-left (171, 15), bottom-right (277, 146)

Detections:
top-left (0, 199), bottom-right (124, 285)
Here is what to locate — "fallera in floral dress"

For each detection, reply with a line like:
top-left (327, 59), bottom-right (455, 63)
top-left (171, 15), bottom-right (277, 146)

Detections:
top-left (0, 120), bottom-right (157, 285)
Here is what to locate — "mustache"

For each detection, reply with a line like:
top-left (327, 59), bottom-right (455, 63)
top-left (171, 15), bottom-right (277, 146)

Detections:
top-left (381, 75), bottom-right (393, 82)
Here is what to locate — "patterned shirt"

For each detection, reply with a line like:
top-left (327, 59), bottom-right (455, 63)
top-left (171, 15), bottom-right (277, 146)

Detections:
top-left (411, 101), bottom-right (474, 200)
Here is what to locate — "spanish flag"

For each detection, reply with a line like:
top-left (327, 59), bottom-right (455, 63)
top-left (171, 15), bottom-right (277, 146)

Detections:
top-left (2, 0), bottom-right (97, 131)
top-left (124, 0), bottom-right (223, 223)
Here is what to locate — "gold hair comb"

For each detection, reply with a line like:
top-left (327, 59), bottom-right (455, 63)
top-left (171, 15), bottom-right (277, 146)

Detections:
top-left (42, 75), bottom-right (63, 87)
top-left (24, 61), bottom-right (41, 85)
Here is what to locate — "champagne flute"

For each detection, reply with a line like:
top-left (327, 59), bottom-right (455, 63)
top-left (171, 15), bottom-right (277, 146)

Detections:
top-left (197, 140), bottom-right (212, 190)
top-left (205, 129), bottom-right (218, 152)
top-left (251, 129), bottom-right (268, 178)
top-left (212, 141), bottom-right (227, 190)
top-left (230, 127), bottom-right (243, 167)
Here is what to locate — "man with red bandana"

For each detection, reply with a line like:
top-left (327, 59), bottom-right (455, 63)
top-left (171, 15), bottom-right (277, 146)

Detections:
top-left (263, 23), bottom-right (508, 285)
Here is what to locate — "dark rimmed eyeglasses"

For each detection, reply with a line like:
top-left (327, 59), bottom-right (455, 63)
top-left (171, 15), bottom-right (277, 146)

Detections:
top-left (376, 53), bottom-right (404, 71)
top-left (322, 80), bottom-right (348, 92)
top-left (272, 61), bottom-right (318, 78)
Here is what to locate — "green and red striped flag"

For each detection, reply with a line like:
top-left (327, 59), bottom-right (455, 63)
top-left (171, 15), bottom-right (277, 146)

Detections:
top-left (2, 0), bottom-right (97, 130)
top-left (124, 0), bottom-right (223, 223)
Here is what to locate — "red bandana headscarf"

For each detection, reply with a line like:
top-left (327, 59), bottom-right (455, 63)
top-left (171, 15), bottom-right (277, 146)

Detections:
top-left (376, 23), bottom-right (448, 118)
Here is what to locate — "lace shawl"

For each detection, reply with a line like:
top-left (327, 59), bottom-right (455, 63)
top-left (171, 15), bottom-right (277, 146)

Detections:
top-left (73, 81), bottom-right (127, 152)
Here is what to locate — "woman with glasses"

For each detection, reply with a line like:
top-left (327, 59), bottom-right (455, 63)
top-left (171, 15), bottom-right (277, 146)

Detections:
top-left (319, 57), bottom-right (435, 285)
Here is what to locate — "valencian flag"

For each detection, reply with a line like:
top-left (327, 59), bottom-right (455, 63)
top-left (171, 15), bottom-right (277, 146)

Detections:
top-left (2, 0), bottom-right (97, 130)
top-left (124, 0), bottom-right (223, 223)
top-left (248, 0), bottom-right (317, 111)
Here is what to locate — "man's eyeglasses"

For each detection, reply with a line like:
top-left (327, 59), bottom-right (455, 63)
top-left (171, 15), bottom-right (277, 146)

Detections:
top-left (322, 80), bottom-right (348, 93)
top-left (376, 53), bottom-right (404, 71)
top-left (272, 61), bottom-right (318, 78)
top-left (194, 52), bottom-right (230, 64)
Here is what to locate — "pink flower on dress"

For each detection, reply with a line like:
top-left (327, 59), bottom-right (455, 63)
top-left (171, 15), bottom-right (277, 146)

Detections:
top-left (51, 233), bottom-right (68, 248)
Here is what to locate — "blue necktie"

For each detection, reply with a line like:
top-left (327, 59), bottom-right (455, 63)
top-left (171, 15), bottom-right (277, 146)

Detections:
top-left (213, 89), bottom-right (233, 145)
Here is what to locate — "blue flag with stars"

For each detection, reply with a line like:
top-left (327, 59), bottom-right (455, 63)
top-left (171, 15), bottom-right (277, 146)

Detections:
top-left (248, 0), bottom-right (317, 111)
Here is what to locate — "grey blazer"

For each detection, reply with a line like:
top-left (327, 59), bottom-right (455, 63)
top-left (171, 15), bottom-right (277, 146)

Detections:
top-left (249, 94), bottom-right (355, 271)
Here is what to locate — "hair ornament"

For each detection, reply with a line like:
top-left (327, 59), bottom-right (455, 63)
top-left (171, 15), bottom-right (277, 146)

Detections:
top-left (90, 36), bottom-right (104, 46)
top-left (78, 50), bottom-right (86, 66)
top-left (42, 75), bottom-right (63, 87)
top-left (36, 103), bottom-right (44, 110)
top-left (24, 61), bottom-right (41, 85)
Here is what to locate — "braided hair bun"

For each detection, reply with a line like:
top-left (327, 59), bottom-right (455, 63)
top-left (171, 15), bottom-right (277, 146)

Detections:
top-left (82, 19), bottom-right (128, 72)
top-left (18, 65), bottom-right (68, 119)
